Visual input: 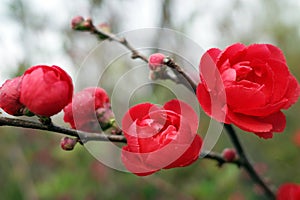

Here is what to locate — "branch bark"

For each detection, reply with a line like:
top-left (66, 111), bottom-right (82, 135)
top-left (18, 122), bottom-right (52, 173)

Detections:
top-left (224, 124), bottom-right (275, 199)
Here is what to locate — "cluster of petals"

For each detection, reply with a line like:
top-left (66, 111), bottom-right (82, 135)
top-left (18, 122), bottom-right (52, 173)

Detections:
top-left (121, 99), bottom-right (202, 176)
top-left (197, 43), bottom-right (300, 138)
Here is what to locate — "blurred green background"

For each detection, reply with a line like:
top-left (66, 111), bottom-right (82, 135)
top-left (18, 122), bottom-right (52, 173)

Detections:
top-left (1, 0), bottom-right (300, 199)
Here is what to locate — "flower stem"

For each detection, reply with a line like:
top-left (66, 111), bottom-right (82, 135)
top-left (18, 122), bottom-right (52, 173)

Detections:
top-left (224, 124), bottom-right (275, 199)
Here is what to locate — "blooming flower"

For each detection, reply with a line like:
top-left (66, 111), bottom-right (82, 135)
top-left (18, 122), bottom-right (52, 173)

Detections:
top-left (121, 99), bottom-right (202, 176)
top-left (197, 43), bottom-right (300, 138)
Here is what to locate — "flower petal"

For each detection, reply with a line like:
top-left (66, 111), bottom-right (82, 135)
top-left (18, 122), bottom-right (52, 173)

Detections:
top-left (227, 111), bottom-right (273, 133)
top-left (163, 99), bottom-right (199, 134)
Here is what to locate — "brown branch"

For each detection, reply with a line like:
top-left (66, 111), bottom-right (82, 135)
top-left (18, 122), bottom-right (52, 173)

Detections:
top-left (89, 26), bottom-right (149, 63)
top-left (224, 124), bottom-right (275, 199)
top-left (162, 57), bottom-right (197, 92)
top-left (200, 150), bottom-right (242, 167)
top-left (0, 116), bottom-right (126, 144)
top-left (80, 19), bottom-right (196, 89)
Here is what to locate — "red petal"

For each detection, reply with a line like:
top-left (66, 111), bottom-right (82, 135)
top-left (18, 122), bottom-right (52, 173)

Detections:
top-left (164, 134), bottom-right (202, 169)
top-left (254, 132), bottom-right (273, 139)
top-left (283, 75), bottom-right (300, 109)
top-left (243, 44), bottom-right (272, 61)
top-left (265, 44), bottom-right (286, 63)
top-left (227, 111), bottom-right (273, 133)
top-left (267, 60), bottom-right (289, 103)
top-left (226, 84), bottom-right (266, 111)
top-left (122, 103), bottom-right (159, 132)
top-left (259, 111), bottom-right (286, 132)
top-left (121, 148), bottom-right (159, 176)
top-left (163, 99), bottom-right (199, 134)
top-left (217, 43), bottom-right (246, 66)
top-left (234, 98), bottom-right (288, 117)
top-left (197, 83), bottom-right (228, 123)
top-left (199, 48), bottom-right (222, 89)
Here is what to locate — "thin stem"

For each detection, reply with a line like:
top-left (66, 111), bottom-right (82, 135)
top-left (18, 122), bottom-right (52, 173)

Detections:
top-left (86, 21), bottom-right (197, 89)
top-left (224, 124), bottom-right (275, 199)
top-left (200, 150), bottom-right (242, 167)
top-left (0, 116), bottom-right (126, 143)
top-left (163, 57), bottom-right (197, 92)
top-left (90, 27), bottom-right (149, 63)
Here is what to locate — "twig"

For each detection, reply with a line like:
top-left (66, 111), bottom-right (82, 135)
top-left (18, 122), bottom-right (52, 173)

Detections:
top-left (200, 150), bottom-right (242, 167)
top-left (0, 116), bottom-right (127, 144)
top-left (224, 124), bottom-right (275, 199)
top-left (90, 26), bottom-right (149, 63)
top-left (85, 20), bottom-right (197, 89)
top-left (163, 57), bottom-right (197, 92)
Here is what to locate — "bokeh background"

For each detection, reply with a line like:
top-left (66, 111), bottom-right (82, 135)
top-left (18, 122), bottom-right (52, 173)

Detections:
top-left (1, 0), bottom-right (300, 199)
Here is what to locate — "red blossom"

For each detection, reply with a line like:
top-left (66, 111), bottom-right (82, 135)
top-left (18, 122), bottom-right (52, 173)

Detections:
top-left (121, 99), bottom-right (202, 176)
top-left (20, 65), bottom-right (73, 117)
top-left (0, 76), bottom-right (24, 116)
top-left (63, 87), bottom-right (110, 132)
top-left (197, 43), bottom-right (300, 139)
top-left (277, 183), bottom-right (300, 200)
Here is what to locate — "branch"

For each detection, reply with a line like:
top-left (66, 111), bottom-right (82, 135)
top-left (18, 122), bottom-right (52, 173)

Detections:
top-left (78, 18), bottom-right (197, 90)
top-left (200, 150), bottom-right (242, 167)
top-left (0, 116), bottom-right (126, 143)
top-left (89, 25), bottom-right (149, 62)
top-left (224, 124), bottom-right (276, 199)
top-left (163, 57), bottom-right (197, 92)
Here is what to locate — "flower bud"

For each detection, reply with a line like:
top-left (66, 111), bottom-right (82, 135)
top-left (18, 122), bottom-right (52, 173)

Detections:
top-left (0, 76), bottom-right (24, 116)
top-left (71, 16), bottom-right (85, 29)
top-left (20, 65), bottom-right (73, 117)
top-left (148, 53), bottom-right (166, 71)
top-left (71, 16), bottom-right (93, 31)
top-left (63, 87), bottom-right (110, 132)
top-left (60, 137), bottom-right (77, 151)
top-left (222, 148), bottom-right (237, 162)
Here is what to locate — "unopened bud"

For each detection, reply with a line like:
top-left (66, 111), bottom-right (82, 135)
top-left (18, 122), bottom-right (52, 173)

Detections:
top-left (222, 148), bottom-right (237, 162)
top-left (148, 53), bottom-right (166, 71)
top-left (60, 137), bottom-right (78, 151)
top-left (71, 16), bottom-right (85, 29)
top-left (71, 16), bottom-right (93, 31)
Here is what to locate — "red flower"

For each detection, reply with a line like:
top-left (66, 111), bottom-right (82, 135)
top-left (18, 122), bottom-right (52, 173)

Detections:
top-left (20, 65), bottom-right (73, 117)
top-left (277, 183), bottom-right (300, 200)
top-left (197, 43), bottom-right (300, 139)
top-left (0, 76), bottom-right (24, 116)
top-left (121, 99), bottom-right (202, 176)
top-left (63, 87), bottom-right (110, 132)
